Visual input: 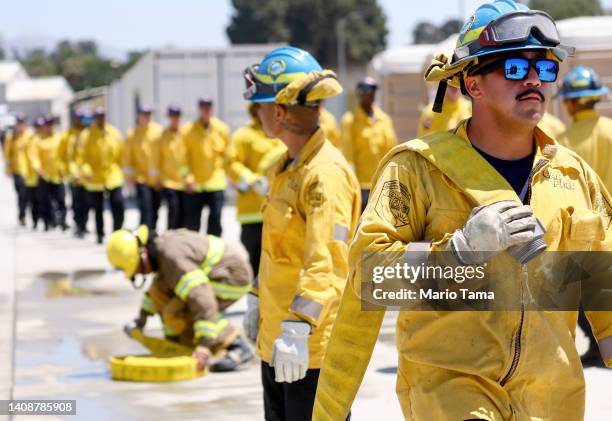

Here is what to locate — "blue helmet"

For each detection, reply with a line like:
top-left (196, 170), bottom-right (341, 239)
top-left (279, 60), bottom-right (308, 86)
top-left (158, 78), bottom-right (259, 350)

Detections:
top-left (453, 0), bottom-right (567, 66)
top-left (557, 66), bottom-right (609, 99)
top-left (244, 46), bottom-right (323, 103)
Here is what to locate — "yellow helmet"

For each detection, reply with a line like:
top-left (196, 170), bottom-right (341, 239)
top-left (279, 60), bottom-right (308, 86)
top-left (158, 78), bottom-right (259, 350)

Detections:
top-left (106, 225), bottom-right (149, 279)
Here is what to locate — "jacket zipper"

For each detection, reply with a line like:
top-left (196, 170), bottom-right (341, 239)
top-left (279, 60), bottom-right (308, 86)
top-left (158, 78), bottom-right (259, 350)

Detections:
top-left (500, 158), bottom-right (549, 386)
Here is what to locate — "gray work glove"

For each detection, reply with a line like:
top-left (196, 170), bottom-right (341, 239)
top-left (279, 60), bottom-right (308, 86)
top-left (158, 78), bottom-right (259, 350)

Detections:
top-left (123, 320), bottom-right (140, 338)
top-left (243, 293), bottom-right (260, 344)
top-left (451, 200), bottom-right (537, 265)
top-left (252, 176), bottom-right (269, 196)
top-left (123, 314), bottom-right (147, 338)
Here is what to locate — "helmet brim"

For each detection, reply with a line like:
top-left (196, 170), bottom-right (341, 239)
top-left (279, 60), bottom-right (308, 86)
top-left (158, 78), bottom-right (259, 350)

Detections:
top-left (556, 87), bottom-right (610, 99)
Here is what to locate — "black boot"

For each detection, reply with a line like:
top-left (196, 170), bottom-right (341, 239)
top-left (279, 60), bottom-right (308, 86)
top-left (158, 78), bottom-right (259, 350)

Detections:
top-left (209, 336), bottom-right (254, 372)
top-left (581, 346), bottom-right (605, 368)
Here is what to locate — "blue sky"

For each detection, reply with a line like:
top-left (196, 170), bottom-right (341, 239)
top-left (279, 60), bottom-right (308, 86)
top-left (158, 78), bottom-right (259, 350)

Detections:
top-left (2, 0), bottom-right (612, 54)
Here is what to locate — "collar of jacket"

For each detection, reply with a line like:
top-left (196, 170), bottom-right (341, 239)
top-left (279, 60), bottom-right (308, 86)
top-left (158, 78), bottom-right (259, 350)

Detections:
top-left (355, 104), bottom-right (382, 123)
top-left (287, 128), bottom-right (326, 171)
top-left (195, 118), bottom-right (215, 132)
top-left (573, 108), bottom-right (599, 123)
top-left (454, 118), bottom-right (582, 174)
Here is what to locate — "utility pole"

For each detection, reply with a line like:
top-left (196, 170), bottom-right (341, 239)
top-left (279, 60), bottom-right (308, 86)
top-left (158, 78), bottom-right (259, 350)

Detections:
top-left (336, 11), bottom-right (363, 114)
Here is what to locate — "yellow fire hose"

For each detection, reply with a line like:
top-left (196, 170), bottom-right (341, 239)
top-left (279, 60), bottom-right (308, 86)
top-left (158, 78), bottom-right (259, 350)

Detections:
top-left (110, 329), bottom-right (206, 382)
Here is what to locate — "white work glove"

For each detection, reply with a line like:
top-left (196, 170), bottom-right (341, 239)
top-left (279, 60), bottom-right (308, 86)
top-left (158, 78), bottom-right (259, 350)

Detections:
top-left (236, 180), bottom-right (251, 193)
top-left (451, 200), bottom-right (537, 265)
top-left (253, 176), bottom-right (269, 196)
top-left (243, 293), bottom-right (260, 343)
top-left (270, 320), bottom-right (311, 383)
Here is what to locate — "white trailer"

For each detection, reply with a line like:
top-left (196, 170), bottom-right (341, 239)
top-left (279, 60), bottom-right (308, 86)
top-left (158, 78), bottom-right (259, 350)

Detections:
top-left (107, 44), bottom-right (282, 134)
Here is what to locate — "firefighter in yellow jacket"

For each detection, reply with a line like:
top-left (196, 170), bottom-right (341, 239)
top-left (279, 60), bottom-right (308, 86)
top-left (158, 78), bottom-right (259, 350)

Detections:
top-left (318, 105), bottom-right (340, 148)
top-left (3, 114), bottom-right (38, 227)
top-left (224, 103), bottom-right (284, 274)
top-left (79, 107), bottom-right (125, 244)
top-left (182, 97), bottom-right (230, 235)
top-left (314, 2), bottom-right (612, 420)
top-left (538, 110), bottom-right (565, 138)
top-left (124, 105), bottom-right (163, 231)
top-left (341, 77), bottom-right (397, 210)
top-left (29, 115), bottom-right (68, 231)
top-left (557, 65), bottom-right (612, 367)
top-left (153, 104), bottom-right (188, 230)
top-left (59, 110), bottom-right (89, 237)
top-left (417, 84), bottom-right (471, 136)
top-left (107, 226), bottom-right (254, 372)
top-left (242, 46), bottom-right (361, 421)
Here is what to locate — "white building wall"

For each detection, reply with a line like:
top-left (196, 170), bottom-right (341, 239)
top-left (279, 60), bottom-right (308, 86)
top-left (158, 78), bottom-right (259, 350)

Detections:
top-left (107, 45), bottom-right (280, 135)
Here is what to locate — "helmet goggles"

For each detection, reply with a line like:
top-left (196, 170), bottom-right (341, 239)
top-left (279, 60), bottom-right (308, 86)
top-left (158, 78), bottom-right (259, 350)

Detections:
top-left (456, 11), bottom-right (562, 60)
top-left (471, 56), bottom-right (559, 82)
top-left (243, 65), bottom-right (287, 101)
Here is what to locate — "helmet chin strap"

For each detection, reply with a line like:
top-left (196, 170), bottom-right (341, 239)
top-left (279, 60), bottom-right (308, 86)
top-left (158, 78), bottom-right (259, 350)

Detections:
top-left (433, 80), bottom-right (448, 113)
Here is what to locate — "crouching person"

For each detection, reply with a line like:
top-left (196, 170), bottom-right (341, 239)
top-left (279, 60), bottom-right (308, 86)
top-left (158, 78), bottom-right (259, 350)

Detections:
top-left (107, 225), bottom-right (254, 372)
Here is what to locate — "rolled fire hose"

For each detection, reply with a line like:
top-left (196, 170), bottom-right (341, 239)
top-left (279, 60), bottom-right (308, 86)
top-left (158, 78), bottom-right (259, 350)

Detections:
top-left (110, 329), bottom-right (206, 382)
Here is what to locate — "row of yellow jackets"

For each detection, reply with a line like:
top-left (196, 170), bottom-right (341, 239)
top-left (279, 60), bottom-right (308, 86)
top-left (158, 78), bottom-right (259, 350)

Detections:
top-left (3, 125), bottom-right (124, 191)
top-left (3, 128), bottom-right (83, 187)
top-left (125, 117), bottom-right (230, 192)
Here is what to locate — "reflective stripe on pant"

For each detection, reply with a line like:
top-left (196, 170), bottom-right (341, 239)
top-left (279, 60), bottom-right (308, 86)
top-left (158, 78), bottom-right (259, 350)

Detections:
top-left (161, 188), bottom-right (185, 229)
top-left (240, 222), bottom-right (262, 275)
top-left (185, 190), bottom-right (224, 235)
top-left (88, 188), bottom-right (125, 238)
top-left (136, 183), bottom-right (161, 231)
top-left (38, 179), bottom-right (67, 228)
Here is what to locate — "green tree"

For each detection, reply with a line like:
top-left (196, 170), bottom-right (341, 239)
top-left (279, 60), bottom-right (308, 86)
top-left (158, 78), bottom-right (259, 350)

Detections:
top-left (226, 0), bottom-right (388, 66)
top-left (413, 21), bottom-right (443, 44)
top-left (15, 39), bottom-right (146, 92)
top-left (226, 0), bottom-right (289, 44)
top-left (15, 48), bottom-right (56, 77)
top-left (413, 19), bottom-right (462, 44)
top-left (528, 0), bottom-right (603, 19)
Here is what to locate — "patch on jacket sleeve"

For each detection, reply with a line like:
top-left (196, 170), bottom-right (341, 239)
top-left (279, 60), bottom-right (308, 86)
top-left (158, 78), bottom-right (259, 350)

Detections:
top-left (375, 180), bottom-right (411, 227)
top-left (306, 180), bottom-right (326, 211)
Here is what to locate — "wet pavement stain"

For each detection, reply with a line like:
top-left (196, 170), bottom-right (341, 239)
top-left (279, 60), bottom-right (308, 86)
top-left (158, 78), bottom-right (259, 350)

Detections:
top-left (37, 268), bottom-right (117, 298)
top-left (18, 336), bottom-right (94, 369)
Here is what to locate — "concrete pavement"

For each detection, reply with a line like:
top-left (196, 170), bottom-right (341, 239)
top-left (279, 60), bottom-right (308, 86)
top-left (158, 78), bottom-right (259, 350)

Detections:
top-left (0, 172), bottom-right (610, 420)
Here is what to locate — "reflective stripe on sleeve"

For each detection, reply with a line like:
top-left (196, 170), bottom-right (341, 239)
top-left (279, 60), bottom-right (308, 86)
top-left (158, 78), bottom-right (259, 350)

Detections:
top-left (238, 213), bottom-right (264, 224)
top-left (174, 269), bottom-right (208, 301)
top-left (200, 235), bottom-right (225, 276)
top-left (599, 335), bottom-right (612, 361)
top-left (289, 295), bottom-right (323, 322)
top-left (333, 223), bottom-right (349, 242)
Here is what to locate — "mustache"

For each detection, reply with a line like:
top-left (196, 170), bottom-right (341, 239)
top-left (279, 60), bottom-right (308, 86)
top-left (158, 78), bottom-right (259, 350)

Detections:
top-left (516, 88), bottom-right (545, 102)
